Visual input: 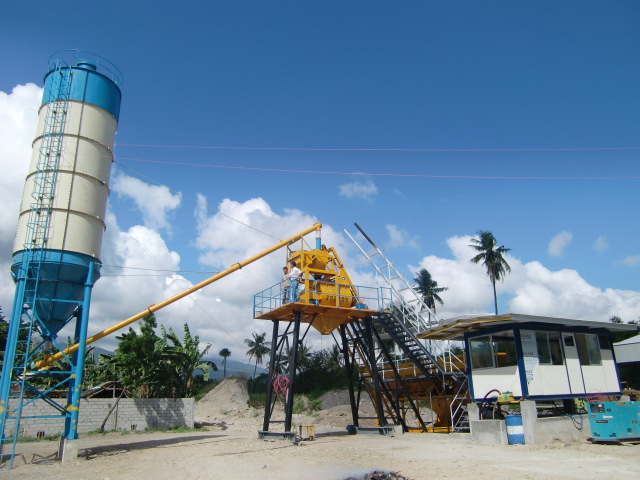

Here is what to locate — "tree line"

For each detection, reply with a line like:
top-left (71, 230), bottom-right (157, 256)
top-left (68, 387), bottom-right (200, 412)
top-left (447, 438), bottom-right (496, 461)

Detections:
top-left (243, 331), bottom-right (348, 398)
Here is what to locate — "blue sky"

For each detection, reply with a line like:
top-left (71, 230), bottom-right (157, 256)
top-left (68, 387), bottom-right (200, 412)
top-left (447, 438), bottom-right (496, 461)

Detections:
top-left (1, 1), bottom-right (639, 352)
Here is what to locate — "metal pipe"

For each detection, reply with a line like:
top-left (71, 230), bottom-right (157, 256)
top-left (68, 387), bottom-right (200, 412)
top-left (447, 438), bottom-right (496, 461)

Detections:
top-left (37, 222), bottom-right (322, 369)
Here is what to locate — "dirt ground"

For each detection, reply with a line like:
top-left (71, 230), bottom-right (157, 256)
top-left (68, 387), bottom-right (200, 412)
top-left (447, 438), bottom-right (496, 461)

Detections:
top-left (4, 379), bottom-right (640, 480)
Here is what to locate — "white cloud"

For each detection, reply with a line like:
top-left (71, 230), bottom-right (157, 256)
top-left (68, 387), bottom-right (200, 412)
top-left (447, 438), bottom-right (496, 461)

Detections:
top-left (414, 235), bottom-right (640, 323)
top-left (112, 173), bottom-right (182, 232)
top-left (548, 231), bottom-right (573, 257)
top-left (0, 84), bottom-right (42, 255)
top-left (194, 195), bottom-right (349, 295)
top-left (415, 235), bottom-right (497, 315)
top-left (385, 224), bottom-right (418, 249)
top-left (0, 84), bottom-right (43, 312)
top-left (593, 236), bottom-right (608, 253)
top-left (620, 255), bottom-right (640, 267)
top-left (338, 179), bottom-right (377, 202)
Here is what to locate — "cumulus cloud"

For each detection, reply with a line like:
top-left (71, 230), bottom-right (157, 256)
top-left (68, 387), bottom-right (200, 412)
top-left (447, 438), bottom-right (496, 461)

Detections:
top-left (385, 224), bottom-right (419, 249)
top-left (593, 236), bottom-right (608, 253)
top-left (112, 173), bottom-right (182, 232)
top-left (0, 84), bottom-right (43, 310)
top-left (0, 84), bottom-right (42, 255)
top-left (414, 235), bottom-right (640, 323)
top-left (194, 194), bottom-right (349, 296)
top-left (338, 179), bottom-right (377, 202)
top-left (414, 235), bottom-right (497, 315)
top-left (548, 231), bottom-right (573, 257)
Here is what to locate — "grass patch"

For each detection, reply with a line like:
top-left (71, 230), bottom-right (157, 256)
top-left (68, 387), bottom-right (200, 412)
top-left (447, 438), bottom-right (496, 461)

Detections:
top-left (17, 433), bottom-right (60, 443)
top-left (292, 395), bottom-right (322, 414)
top-left (18, 425), bottom-right (198, 442)
top-left (248, 392), bottom-right (266, 409)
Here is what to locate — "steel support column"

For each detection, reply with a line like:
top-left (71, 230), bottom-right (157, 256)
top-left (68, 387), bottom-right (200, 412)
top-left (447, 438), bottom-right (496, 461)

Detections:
top-left (363, 317), bottom-right (387, 426)
top-left (262, 319), bottom-right (280, 431)
top-left (63, 261), bottom-right (96, 440)
top-left (340, 324), bottom-right (360, 427)
top-left (284, 311), bottom-right (302, 432)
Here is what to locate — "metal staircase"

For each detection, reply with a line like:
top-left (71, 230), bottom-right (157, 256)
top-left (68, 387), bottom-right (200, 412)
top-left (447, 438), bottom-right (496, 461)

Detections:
top-left (344, 224), bottom-right (470, 432)
top-left (0, 61), bottom-right (73, 470)
top-left (347, 319), bottom-right (431, 432)
top-left (374, 312), bottom-right (449, 379)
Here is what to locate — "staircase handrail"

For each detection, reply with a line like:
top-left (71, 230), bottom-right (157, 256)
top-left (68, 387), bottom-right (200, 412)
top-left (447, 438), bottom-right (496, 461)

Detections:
top-left (345, 226), bottom-right (465, 376)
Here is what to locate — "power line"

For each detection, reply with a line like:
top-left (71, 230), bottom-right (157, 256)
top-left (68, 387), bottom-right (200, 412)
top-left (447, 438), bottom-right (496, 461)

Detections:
top-left (114, 161), bottom-right (284, 240)
top-left (117, 143), bottom-right (640, 153)
top-left (116, 156), bottom-right (640, 180)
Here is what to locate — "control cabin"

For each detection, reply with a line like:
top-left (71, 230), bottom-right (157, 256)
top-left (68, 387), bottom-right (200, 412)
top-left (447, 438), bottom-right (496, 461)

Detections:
top-left (418, 313), bottom-right (637, 402)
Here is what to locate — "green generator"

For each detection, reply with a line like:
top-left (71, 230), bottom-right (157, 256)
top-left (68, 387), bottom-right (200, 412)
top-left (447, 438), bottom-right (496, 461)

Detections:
top-left (588, 401), bottom-right (640, 443)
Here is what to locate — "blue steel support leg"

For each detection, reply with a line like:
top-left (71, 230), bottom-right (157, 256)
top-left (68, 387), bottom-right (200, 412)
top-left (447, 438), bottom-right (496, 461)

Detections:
top-left (0, 261), bottom-right (29, 454)
top-left (63, 261), bottom-right (95, 440)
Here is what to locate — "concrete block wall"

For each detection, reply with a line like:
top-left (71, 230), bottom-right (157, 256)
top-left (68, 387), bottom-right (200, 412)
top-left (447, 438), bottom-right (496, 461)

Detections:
top-left (8, 398), bottom-right (194, 438)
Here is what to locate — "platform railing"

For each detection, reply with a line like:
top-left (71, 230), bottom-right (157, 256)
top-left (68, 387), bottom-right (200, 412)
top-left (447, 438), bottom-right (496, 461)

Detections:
top-left (253, 278), bottom-right (391, 317)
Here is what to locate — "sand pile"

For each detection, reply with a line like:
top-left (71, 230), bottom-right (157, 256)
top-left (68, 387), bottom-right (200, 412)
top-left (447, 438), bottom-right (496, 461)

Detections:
top-left (308, 390), bottom-right (377, 428)
top-left (195, 376), bottom-right (256, 423)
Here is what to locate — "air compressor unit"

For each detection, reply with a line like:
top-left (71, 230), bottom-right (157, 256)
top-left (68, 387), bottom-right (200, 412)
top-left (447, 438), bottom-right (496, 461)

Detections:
top-left (588, 401), bottom-right (640, 443)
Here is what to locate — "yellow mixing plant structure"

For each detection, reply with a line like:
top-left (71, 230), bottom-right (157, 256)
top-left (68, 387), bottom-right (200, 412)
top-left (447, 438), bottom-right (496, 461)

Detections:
top-left (254, 225), bottom-right (469, 439)
top-left (255, 245), bottom-right (381, 334)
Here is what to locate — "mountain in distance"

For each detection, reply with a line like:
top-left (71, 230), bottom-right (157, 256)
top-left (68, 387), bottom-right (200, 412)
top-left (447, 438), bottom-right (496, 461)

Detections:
top-left (201, 356), bottom-right (267, 381)
top-left (86, 347), bottom-right (263, 382)
top-left (89, 345), bottom-right (113, 361)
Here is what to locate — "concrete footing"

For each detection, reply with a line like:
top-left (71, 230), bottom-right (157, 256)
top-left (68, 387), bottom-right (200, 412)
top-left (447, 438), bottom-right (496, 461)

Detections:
top-left (346, 425), bottom-right (396, 436)
top-left (468, 400), bottom-right (592, 445)
top-left (257, 430), bottom-right (297, 441)
top-left (58, 437), bottom-right (79, 463)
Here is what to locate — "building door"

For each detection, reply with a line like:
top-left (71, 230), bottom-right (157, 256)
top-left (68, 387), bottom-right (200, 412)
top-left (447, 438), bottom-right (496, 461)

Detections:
top-left (562, 334), bottom-right (585, 394)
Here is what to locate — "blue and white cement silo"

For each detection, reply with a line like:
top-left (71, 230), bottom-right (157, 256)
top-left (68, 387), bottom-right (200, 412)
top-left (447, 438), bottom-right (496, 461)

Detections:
top-left (0, 50), bottom-right (122, 468)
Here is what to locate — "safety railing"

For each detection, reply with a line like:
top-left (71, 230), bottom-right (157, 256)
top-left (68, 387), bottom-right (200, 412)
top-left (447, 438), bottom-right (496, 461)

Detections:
top-left (48, 49), bottom-right (123, 85)
top-left (253, 278), bottom-right (391, 317)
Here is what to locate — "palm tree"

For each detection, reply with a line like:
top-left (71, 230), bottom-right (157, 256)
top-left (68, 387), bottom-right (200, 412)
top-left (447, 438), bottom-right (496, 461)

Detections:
top-left (219, 348), bottom-right (232, 378)
top-left (326, 344), bottom-right (343, 373)
top-left (469, 230), bottom-right (511, 315)
top-left (244, 332), bottom-right (270, 385)
top-left (281, 341), bottom-right (312, 374)
top-left (414, 268), bottom-right (448, 321)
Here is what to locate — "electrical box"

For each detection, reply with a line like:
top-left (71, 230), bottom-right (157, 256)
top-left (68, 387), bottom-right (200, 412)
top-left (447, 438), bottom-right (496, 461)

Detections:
top-left (588, 401), bottom-right (640, 443)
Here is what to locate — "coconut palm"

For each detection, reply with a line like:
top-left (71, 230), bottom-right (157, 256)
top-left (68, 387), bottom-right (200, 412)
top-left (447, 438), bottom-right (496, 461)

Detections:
top-left (414, 268), bottom-right (447, 321)
top-left (280, 341), bottom-right (312, 374)
top-left (219, 348), bottom-right (232, 378)
top-left (326, 344), bottom-right (343, 373)
top-left (244, 332), bottom-right (270, 383)
top-left (469, 230), bottom-right (511, 315)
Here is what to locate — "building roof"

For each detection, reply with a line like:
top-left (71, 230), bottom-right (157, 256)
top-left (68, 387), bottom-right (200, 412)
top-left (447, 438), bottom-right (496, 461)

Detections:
top-left (416, 313), bottom-right (637, 341)
top-left (614, 333), bottom-right (640, 346)
top-left (613, 334), bottom-right (640, 363)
